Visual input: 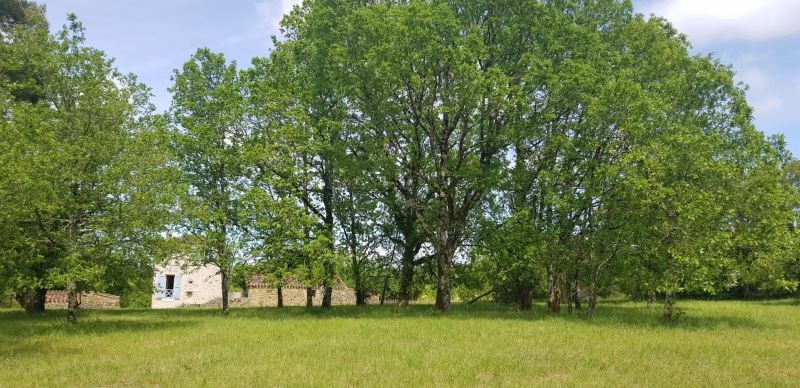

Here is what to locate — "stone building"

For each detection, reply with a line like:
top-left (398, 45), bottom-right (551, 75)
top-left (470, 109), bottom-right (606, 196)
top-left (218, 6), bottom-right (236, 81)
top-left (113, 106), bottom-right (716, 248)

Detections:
top-left (151, 258), bottom-right (358, 308)
top-left (151, 259), bottom-right (222, 309)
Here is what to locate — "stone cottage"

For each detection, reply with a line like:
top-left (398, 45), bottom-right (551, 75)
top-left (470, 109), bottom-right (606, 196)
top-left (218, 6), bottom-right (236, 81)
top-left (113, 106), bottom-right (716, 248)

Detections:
top-left (151, 258), bottom-right (358, 308)
top-left (151, 259), bottom-right (222, 308)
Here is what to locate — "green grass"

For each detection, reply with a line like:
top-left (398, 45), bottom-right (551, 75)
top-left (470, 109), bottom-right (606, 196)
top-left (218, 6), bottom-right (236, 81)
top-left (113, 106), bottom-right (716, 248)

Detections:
top-left (2, 299), bottom-right (800, 387)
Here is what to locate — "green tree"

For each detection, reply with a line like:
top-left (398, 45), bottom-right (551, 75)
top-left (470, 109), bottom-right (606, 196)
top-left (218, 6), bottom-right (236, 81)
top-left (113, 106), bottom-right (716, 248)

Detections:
top-left (0, 15), bottom-right (163, 321)
top-left (168, 48), bottom-right (246, 315)
top-left (333, 0), bottom-right (530, 311)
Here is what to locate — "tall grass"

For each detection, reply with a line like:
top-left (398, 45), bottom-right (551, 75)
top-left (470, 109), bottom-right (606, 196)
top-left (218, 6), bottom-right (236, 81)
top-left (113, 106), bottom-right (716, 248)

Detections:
top-left (2, 299), bottom-right (799, 386)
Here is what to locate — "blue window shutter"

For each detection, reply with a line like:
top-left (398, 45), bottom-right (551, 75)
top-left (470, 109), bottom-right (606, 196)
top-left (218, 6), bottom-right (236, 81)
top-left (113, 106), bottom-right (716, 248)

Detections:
top-left (174, 275), bottom-right (182, 300)
top-left (156, 273), bottom-right (165, 300)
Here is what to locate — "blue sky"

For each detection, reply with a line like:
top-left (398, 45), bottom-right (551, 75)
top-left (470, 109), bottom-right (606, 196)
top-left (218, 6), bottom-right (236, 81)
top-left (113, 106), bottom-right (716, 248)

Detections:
top-left (38, 0), bottom-right (799, 155)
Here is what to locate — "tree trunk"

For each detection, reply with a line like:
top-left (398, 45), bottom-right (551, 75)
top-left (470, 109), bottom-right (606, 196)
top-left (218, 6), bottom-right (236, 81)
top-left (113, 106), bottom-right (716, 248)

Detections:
top-left (322, 286), bottom-right (332, 307)
top-left (66, 281), bottom-right (79, 324)
top-left (277, 286), bottom-right (283, 308)
top-left (356, 289), bottom-right (366, 306)
top-left (435, 250), bottom-right (452, 312)
top-left (321, 166), bottom-right (335, 309)
top-left (517, 284), bottom-right (532, 311)
top-left (15, 288), bottom-right (46, 313)
top-left (379, 276), bottom-right (389, 305)
top-left (663, 291), bottom-right (675, 321)
top-left (353, 257), bottom-right (366, 306)
top-left (587, 284), bottom-right (597, 317)
top-left (547, 269), bottom-right (561, 313)
top-left (321, 260), bottom-right (333, 308)
top-left (572, 278), bottom-right (582, 312)
top-left (397, 244), bottom-right (417, 307)
top-left (306, 287), bottom-right (314, 307)
top-left (468, 289), bottom-right (494, 305)
top-left (647, 292), bottom-right (656, 307)
top-left (517, 290), bottom-right (533, 311)
top-left (221, 269), bottom-right (230, 315)
top-left (566, 278), bottom-right (574, 314)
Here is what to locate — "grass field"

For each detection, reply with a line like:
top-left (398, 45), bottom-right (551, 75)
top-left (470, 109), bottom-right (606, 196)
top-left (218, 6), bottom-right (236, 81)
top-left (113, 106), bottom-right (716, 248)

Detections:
top-left (1, 299), bottom-right (799, 387)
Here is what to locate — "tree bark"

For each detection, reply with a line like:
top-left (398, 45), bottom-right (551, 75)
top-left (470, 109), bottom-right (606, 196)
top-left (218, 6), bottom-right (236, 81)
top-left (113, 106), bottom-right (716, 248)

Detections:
top-left (221, 269), bottom-right (230, 315)
top-left (468, 289), bottom-right (494, 305)
top-left (66, 281), bottom-right (79, 324)
top-left (15, 288), bottom-right (46, 313)
top-left (663, 291), bottom-right (675, 321)
top-left (571, 277), bottom-right (582, 312)
top-left (663, 246), bottom-right (677, 321)
top-left (379, 275), bottom-right (389, 305)
top-left (397, 209), bottom-right (425, 307)
top-left (435, 250), bottom-right (452, 312)
top-left (306, 287), bottom-right (314, 307)
top-left (566, 278), bottom-right (574, 314)
top-left (397, 244), bottom-right (417, 307)
top-left (321, 260), bottom-right (333, 308)
top-left (347, 199), bottom-right (367, 306)
top-left (321, 165), bottom-right (335, 309)
top-left (277, 286), bottom-right (283, 308)
top-left (547, 268), bottom-right (561, 313)
top-left (398, 264), bottom-right (414, 307)
top-left (352, 256), bottom-right (366, 306)
top-left (517, 284), bottom-right (532, 311)
top-left (587, 284), bottom-right (597, 317)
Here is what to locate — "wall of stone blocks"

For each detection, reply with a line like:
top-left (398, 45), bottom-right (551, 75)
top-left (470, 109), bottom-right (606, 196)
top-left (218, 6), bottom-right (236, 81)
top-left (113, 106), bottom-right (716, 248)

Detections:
top-left (245, 287), bottom-right (356, 307)
top-left (45, 291), bottom-right (120, 310)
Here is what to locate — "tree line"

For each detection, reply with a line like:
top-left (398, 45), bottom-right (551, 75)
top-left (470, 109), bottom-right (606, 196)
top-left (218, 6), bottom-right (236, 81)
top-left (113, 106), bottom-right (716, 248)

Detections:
top-left (1, 0), bottom-right (798, 323)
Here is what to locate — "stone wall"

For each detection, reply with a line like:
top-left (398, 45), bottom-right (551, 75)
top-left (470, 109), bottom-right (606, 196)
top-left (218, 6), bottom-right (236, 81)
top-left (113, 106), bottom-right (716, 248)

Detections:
top-left (245, 287), bottom-right (355, 307)
top-left (45, 291), bottom-right (120, 310)
top-left (241, 275), bottom-right (358, 307)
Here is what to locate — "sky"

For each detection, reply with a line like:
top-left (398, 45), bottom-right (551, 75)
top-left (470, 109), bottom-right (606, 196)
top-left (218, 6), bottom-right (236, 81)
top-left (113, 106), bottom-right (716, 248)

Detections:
top-left (37, 0), bottom-right (800, 155)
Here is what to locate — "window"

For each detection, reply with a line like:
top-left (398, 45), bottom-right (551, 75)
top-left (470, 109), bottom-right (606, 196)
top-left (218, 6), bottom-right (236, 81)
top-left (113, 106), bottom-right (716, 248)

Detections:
top-left (156, 273), bottom-right (181, 300)
top-left (165, 275), bottom-right (175, 298)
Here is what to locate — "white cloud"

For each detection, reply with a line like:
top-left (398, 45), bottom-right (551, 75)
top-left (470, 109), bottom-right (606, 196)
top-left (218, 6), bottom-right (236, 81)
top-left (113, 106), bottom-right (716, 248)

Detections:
top-left (221, 1), bottom-right (302, 48)
top-left (734, 67), bottom-right (783, 115)
top-left (754, 96), bottom-right (784, 115)
top-left (255, 0), bottom-right (302, 35)
top-left (739, 68), bottom-right (768, 90)
top-left (642, 0), bottom-right (800, 45)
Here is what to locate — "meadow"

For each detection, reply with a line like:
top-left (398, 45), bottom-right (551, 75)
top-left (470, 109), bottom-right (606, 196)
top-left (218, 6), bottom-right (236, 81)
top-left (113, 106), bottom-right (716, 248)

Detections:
top-left (1, 300), bottom-right (799, 387)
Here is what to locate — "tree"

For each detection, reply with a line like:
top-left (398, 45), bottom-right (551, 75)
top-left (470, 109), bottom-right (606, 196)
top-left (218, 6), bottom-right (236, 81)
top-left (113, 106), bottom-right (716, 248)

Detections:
top-left (332, 0), bottom-right (531, 311)
top-left (168, 48), bottom-right (246, 315)
top-left (606, 16), bottom-right (795, 319)
top-left (0, 0), bottom-right (47, 104)
top-left (0, 15), bottom-right (163, 322)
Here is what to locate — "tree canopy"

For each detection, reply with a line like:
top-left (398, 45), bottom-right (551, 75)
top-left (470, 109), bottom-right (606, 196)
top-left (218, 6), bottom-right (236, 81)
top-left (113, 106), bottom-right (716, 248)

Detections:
top-left (1, 0), bottom-right (798, 321)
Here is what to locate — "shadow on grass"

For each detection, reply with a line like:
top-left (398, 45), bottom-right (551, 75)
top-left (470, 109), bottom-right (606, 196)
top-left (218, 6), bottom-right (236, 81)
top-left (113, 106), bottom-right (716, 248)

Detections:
top-left (156, 300), bottom-right (768, 330)
top-left (0, 309), bottom-right (201, 337)
top-left (0, 298), bottom-right (775, 341)
top-left (0, 309), bottom-right (202, 359)
top-left (751, 299), bottom-right (800, 307)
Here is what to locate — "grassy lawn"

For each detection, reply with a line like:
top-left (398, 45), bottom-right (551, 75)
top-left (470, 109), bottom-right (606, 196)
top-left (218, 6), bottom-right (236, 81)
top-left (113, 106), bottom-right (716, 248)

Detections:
top-left (2, 299), bottom-right (799, 387)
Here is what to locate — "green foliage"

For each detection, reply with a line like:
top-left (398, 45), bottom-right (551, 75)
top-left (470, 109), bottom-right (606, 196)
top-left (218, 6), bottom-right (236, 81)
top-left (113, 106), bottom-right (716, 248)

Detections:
top-left (3, 0), bottom-right (798, 319)
top-left (0, 14), bottom-right (168, 319)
